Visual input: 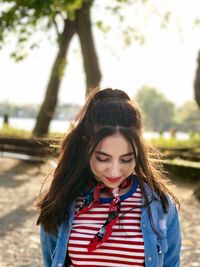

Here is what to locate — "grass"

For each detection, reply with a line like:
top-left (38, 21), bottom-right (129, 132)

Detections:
top-left (0, 125), bottom-right (64, 139)
top-left (0, 125), bottom-right (200, 148)
top-left (150, 137), bottom-right (196, 148)
top-left (0, 125), bottom-right (31, 138)
top-left (150, 134), bottom-right (200, 148)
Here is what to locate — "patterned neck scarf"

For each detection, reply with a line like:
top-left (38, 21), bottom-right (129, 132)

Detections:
top-left (75, 175), bottom-right (134, 252)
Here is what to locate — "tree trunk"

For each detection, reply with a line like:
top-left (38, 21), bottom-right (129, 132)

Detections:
top-left (32, 19), bottom-right (75, 137)
top-left (75, 0), bottom-right (101, 96)
top-left (32, 1), bottom-right (102, 137)
top-left (194, 50), bottom-right (200, 108)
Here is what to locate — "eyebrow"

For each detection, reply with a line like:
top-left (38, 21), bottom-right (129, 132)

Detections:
top-left (95, 151), bottom-right (134, 157)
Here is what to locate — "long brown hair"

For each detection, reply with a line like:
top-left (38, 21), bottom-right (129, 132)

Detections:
top-left (36, 88), bottom-right (179, 233)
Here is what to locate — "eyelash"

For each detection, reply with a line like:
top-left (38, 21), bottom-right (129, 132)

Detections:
top-left (96, 157), bottom-right (133, 163)
top-left (121, 158), bottom-right (134, 163)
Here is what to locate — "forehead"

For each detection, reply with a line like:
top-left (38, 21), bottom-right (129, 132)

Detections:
top-left (95, 134), bottom-right (133, 154)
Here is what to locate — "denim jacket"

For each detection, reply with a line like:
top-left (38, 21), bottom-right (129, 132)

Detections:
top-left (40, 183), bottom-right (181, 267)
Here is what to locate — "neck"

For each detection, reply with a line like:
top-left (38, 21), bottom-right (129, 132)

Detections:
top-left (99, 178), bottom-right (133, 198)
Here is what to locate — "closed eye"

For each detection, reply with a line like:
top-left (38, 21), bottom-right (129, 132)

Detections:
top-left (121, 157), bottom-right (134, 163)
top-left (96, 156), bottom-right (109, 162)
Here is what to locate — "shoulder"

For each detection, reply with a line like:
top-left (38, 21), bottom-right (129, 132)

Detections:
top-left (143, 182), bottom-right (179, 222)
top-left (164, 193), bottom-right (179, 228)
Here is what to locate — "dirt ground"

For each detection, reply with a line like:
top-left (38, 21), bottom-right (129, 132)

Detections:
top-left (0, 157), bottom-right (199, 267)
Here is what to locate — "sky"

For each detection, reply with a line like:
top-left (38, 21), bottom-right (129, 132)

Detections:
top-left (0, 0), bottom-right (200, 107)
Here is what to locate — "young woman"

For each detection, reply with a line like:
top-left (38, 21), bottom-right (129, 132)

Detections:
top-left (37, 88), bottom-right (181, 267)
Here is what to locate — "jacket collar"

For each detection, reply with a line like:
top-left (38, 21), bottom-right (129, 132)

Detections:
top-left (143, 182), bottom-right (160, 201)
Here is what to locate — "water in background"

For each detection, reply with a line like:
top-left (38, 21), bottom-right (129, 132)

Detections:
top-left (0, 117), bottom-right (70, 133)
top-left (0, 117), bottom-right (189, 140)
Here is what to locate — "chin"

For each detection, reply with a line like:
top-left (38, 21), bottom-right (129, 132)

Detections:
top-left (104, 181), bottom-right (121, 189)
top-left (106, 184), bottom-right (117, 189)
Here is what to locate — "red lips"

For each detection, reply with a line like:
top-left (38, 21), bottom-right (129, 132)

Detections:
top-left (105, 176), bottom-right (122, 183)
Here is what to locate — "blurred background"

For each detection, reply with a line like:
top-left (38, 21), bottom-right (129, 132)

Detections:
top-left (0, 0), bottom-right (200, 266)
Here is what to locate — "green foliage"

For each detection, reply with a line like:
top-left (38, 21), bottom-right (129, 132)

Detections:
top-left (160, 11), bottom-right (171, 28)
top-left (189, 132), bottom-right (200, 144)
top-left (0, 124), bottom-right (65, 138)
top-left (135, 88), bottom-right (200, 133)
top-left (95, 1), bottom-right (147, 47)
top-left (135, 86), bottom-right (175, 132)
top-left (123, 26), bottom-right (145, 46)
top-left (0, 124), bottom-right (31, 138)
top-left (95, 20), bottom-right (111, 33)
top-left (0, 0), bottom-right (83, 60)
top-left (0, 0), bottom-right (174, 60)
top-left (149, 132), bottom-right (200, 148)
top-left (174, 101), bottom-right (200, 132)
top-left (1, 125), bottom-right (200, 150)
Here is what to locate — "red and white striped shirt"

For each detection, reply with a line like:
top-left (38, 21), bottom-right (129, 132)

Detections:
top-left (68, 184), bottom-right (145, 267)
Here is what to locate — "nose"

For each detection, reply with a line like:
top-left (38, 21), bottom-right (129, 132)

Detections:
top-left (109, 161), bottom-right (121, 177)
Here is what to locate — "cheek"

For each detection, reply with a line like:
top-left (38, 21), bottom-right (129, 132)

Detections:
top-left (126, 162), bottom-right (136, 173)
top-left (90, 158), bottom-right (103, 174)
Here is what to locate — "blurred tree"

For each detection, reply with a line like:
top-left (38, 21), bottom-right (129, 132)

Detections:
top-left (32, 1), bottom-right (102, 136)
top-left (193, 52), bottom-right (200, 203)
top-left (135, 86), bottom-right (175, 132)
top-left (0, 0), bottom-right (173, 136)
top-left (174, 100), bottom-right (200, 132)
top-left (0, 0), bottom-right (101, 136)
top-left (3, 113), bottom-right (9, 126)
top-left (194, 51), bottom-right (200, 108)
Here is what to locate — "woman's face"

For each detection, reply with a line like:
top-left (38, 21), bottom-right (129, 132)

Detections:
top-left (90, 133), bottom-right (136, 188)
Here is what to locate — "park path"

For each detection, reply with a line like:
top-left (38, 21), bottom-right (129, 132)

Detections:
top-left (0, 158), bottom-right (199, 267)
